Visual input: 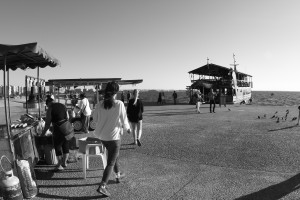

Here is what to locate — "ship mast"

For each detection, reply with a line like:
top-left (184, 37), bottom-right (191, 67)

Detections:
top-left (230, 54), bottom-right (239, 72)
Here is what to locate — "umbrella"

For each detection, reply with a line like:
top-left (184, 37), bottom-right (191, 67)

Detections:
top-left (0, 42), bottom-right (60, 159)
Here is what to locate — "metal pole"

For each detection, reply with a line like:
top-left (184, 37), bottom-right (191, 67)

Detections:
top-left (3, 55), bottom-right (14, 158)
top-left (7, 69), bottom-right (11, 125)
top-left (96, 84), bottom-right (99, 103)
top-left (37, 67), bottom-right (41, 118)
top-left (25, 75), bottom-right (28, 113)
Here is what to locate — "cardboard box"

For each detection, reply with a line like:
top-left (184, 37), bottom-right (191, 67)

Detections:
top-left (78, 137), bottom-right (102, 155)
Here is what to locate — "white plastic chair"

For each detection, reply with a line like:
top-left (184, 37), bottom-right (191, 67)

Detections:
top-left (79, 138), bottom-right (107, 179)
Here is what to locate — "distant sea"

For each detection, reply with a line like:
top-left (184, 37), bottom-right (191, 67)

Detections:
top-left (1, 90), bottom-right (300, 107)
top-left (139, 90), bottom-right (300, 107)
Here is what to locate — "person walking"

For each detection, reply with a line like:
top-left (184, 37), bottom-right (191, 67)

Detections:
top-left (127, 91), bottom-right (131, 104)
top-left (77, 93), bottom-right (92, 133)
top-left (127, 89), bottom-right (144, 146)
top-left (93, 81), bottom-right (131, 197)
top-left (41, 97), bottom-right (70, 171)
top-left (208, 89), bottom-right (216, 113)
top-left (195, 91), bottom-right (203, 113)
top-left (161, 92), bottom-right (166, 104)
top-left (120, 91), bottom-right (125, 103)
top-left (172, 91), bottom-right (177, 105)
top-left (157, 92), bottom-right (162, 104)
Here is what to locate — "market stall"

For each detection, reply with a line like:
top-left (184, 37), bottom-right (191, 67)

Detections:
top-left (0, 42), bottom-right (60, 164)
top-left (45, 78), bottom-right (143, 132)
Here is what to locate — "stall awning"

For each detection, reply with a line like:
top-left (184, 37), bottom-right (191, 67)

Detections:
top-left (46, 78), bottom-right (143, 87)
top-left (0, 42), bottom-right (60, 71)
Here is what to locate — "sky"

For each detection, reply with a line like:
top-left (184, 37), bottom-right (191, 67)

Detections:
top-left (0, 0), bottom-right (300, 91)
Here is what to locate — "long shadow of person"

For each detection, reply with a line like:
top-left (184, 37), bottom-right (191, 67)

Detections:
top-left (235, 173), bottom-right (300, 200)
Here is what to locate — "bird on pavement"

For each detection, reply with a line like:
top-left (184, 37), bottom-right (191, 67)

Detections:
top-left (292, 117), bottom-right (297, 121)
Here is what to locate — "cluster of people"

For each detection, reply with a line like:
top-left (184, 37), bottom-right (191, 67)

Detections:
top-left (41, 82), bottom-right (144, 197)
top-left (157, 91), bottom-right (178, 105)
top-left (192, 88), bottom-right (217, 113)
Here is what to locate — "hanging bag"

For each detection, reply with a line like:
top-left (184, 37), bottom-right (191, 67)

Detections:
top-left (55, 119), bottom-right (75, 141)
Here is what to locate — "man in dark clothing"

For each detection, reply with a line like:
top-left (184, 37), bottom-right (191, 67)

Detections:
top-left (42, 97), bottom-right (70, 171)
top-left (208, 89), bottom-right (216, 113)
top-left (172, 91), bottom-right (177, 105)
top-left (127, 91), bottom-right (131, 104)
top-left (121, 91), bottom-right (125, 103)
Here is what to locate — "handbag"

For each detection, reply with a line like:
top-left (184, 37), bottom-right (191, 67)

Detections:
top-left (56, 120), bottom-right (74, 140)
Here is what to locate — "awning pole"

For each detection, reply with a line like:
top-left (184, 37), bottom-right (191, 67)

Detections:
top-left (96, 84), bottom-right (99, 103)
top-left (37, 66), bottom-right (41, 118)
top-left (3, 55), bottom-right (14, 158)
top-left (25, 75), bottom-right (28, 113)
top-left (7, 69), bottom-right (12, 125)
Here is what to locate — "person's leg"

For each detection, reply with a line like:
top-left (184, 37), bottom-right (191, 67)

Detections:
top-left (209, 100), bottom-right (212, 113)
top-left (136, 120), bottom-right (143, 146)
top-left (130, 122), bottom-right (137, 144)
top-left (97, 140), bottom-right (121, 196)
top-left (61, 139), bottom-right (70, 167)
top-left (81, 114), bottom-right (89, 133)
top-left (53, 130), bottom-right (64, 170)
top-left (213, 101), bottom-right (216, 112)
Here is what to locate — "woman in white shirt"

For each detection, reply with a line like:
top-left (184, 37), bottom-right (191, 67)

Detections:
top-left (93, 81), bottom-right (131, 197)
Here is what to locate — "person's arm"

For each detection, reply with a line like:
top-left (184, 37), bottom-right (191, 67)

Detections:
top-left (120, 103), bottom-right (130, 133)
top-left (41, 107), bottom-right (52, 136)
top-left (66, 108), bottom-right (69, 120)
top-left (126, 100), bottom-right (131, 117)
top-left (140, 100), bottom-right (144, 113)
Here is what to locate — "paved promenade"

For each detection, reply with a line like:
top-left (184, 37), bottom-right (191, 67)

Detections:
top-left (2, 102), bottom-right (300, 199)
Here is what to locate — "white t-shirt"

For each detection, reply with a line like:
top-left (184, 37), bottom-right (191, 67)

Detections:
top-left (93, 100), bottom-right (130, 141)
top-left (78, 98), bottom-right (92, 116)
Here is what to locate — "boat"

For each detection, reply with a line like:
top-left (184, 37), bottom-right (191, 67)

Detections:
top-left (187, 55), bottom-right (253, 104)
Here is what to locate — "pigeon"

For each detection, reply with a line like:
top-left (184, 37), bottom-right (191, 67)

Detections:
top-left (263, 114), bottom-right (266, 118)
top-left (258, 116), bottom-right (261, 119)
top-left (228, 108), bottom-right (231, 111)
top-left (274, 111), bottom-right (278, 114)
top-left (286, 109), bottom-right (289, 114)
top-left (271, 115), bottom-right (276, 119)
top-left (292, 117), bottom-right (297, 121)
top-left (276, 117), bottom-right (280, 123)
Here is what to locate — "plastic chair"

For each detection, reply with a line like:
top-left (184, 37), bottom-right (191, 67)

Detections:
top-left (82, 143), bottom-right (107, 179)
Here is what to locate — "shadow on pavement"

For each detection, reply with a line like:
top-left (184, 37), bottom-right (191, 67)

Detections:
top-left (235, 173), bottom-right (300, 200)
top-left (36, 193), bottom-right (106, 199)
top-left (268, 125), bottom-right (299, 132)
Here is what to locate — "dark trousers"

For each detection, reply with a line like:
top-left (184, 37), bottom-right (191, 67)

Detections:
top-left (53, 126), bottom-right (69, 156)
top-left (210, 100), bottom-right (215, 112)
top-left (100, 140), bottom-right (121, 185)
top-left (81, 113), bottom-right (90, 133)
